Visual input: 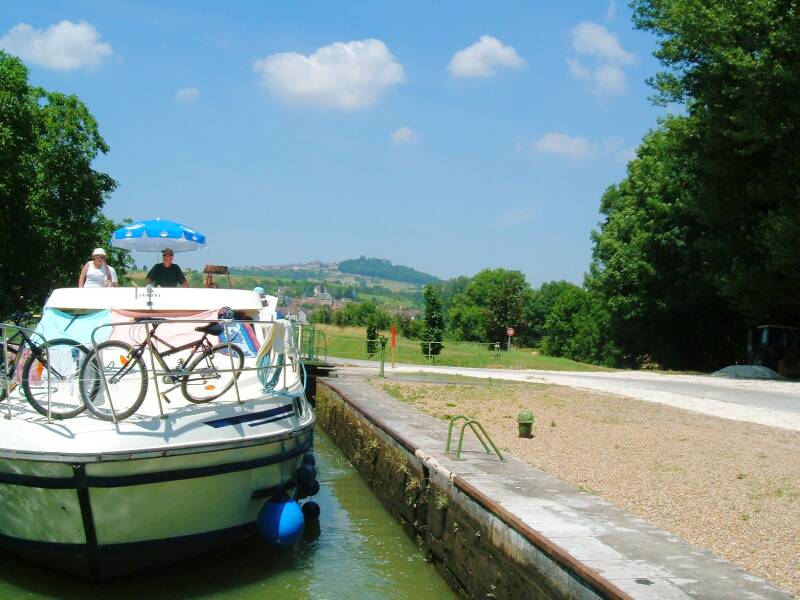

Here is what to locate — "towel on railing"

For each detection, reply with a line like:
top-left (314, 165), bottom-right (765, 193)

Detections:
top-left (36, 307), bottom-right (112, 345)
top-left (218, 322), bottom-right (260, 357)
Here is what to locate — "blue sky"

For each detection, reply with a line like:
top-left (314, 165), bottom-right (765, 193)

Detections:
top-left (1, 1), bottom-right (666, 285)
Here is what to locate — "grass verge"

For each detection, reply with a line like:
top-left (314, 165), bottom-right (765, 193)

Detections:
top-left (316, 325), bottom-right (607, 372)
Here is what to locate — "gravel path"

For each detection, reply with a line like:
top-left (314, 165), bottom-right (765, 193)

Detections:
top-left (370, 375), bottom-right (800, 597)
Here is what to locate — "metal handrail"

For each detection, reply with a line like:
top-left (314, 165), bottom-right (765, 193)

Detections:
top-left (0, 323), bottom-right (53, 423)
top-left (293, 324), bottom-right (329, 363)
top-left (445, 414), bottom-right (505, 462)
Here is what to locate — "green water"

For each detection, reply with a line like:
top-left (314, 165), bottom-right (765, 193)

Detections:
top-left (0, 431), bottom-right (455, 600)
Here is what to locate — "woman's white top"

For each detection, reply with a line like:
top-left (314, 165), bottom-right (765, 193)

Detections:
top-left (83, 262), bottom-right (109, 288)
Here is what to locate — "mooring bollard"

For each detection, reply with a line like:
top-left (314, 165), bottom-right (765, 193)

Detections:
top-left (518, 410), bottom-right (535, 438)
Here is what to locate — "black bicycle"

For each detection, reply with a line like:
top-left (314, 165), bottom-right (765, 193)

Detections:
top-left (0, 311), bottom-right (94, 419)
top-left (79, 317), bottom-right (245, 421)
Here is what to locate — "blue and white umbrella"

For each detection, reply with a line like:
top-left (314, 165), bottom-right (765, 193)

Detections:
top-left (110, 219), bottom-right (206, 252)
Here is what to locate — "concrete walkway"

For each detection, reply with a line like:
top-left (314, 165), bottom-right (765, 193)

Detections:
top-left (325, 369), bottom-right (794, 600)
top-left (331, 358), bottom-right (800, 432)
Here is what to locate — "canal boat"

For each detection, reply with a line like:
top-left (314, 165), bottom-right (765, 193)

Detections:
top-left (0, 286), bottom-right (314, 579)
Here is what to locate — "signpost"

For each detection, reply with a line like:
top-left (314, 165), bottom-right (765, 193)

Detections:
top-left (506, 327), bottom-right (515, 352)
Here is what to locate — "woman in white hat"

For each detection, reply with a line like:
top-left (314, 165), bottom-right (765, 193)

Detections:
top-left (78, 248), bottom-right (113, 288)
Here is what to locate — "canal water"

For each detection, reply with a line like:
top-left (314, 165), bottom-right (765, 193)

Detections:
top-left (0, 431), bottom-right (455, 600)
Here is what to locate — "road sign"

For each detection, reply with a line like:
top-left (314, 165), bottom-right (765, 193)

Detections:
top-left (506, 327), bottom-right (515, 337)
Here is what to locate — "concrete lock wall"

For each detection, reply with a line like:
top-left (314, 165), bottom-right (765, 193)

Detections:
top-left (315, 383), bottom-right (612, 600)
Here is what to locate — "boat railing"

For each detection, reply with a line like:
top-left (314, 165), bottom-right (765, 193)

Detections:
top-left (85, 317), bottom-right (304, 422)
top-left (1, 322), bottom-right (55, 422)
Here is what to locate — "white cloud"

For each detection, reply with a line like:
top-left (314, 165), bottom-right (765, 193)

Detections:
top-left (566, 22), bottom-right (634, 96)
top-left (569, 61), bottom-right (626, 95)
top-left (174, 87), bottom-right (200, 102)
top-left (531, 133), bottom-right (634, 162)
top-left (566, 57), bottom-right (591, 81)
top-left (391, 126), bottom-right (419, 145)
top-left (0, 20), bottom-right (111, 70)
top-left (534, 133), bottom-right (595, 160)
top-left (448, 35), bottom-right (525, 78)
top-left (593, 64), bottom-right (626, 94)
top-left (571, 21), bottom-right (635, 64)
top-left (492, 206), bottom-right (537, 228)
top-left (253, 39), bottom-right (405, 109)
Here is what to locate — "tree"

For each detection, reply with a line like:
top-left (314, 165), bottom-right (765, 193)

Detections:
top-left (539, 285), bottom-right (617, 366)
top-left (588, 120), bottom-right (744, 369)
top-left (631, 0), bottom-right (800, 325)
top-left (394, 312), bottom-right (423, 339)
top-left (366, 318), bottom-right (379, 357)
top-left (447, 300), bottom-right (484, 342)
top-left (96, 214), bottom-right (135, 284)
top-left (332, 301), bottom-right (390, 329)
top-left (447, 269), bottom-right (531, 344)
top-left (310, 305), bottom-right (333, 324)
top-left (0, 51), bottom-right (118, 314)
top-left (523, 280), bottom-right (577, 347)
top-left (421, 285), bottom-right (444, 358)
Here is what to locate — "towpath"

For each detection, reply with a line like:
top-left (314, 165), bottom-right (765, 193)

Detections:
top-left (329, 358), bottom-right (800, 431)
top-left (320, 372), bottom-right (795, 599)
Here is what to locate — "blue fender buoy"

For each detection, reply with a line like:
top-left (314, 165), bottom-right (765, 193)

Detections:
top-left (302, 500), bottom-right (320, 521)
top-left (257, 493), bottom-right (305, 548)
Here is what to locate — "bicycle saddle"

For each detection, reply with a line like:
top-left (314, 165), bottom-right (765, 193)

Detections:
top-left (195, 322), bottom-right (224, 336)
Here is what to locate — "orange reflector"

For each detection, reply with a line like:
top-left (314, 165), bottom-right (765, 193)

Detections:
top-left (35, 363), bottom-right (44, 378)
top-left (119, 356), bottom-right (128, 366)
top-left (205, 385), bottom-right (216, 391)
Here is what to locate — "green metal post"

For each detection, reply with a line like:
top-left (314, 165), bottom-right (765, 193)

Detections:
top-left (307, 327), bottom-right (316, 361)
top-left (378, 336), bottom-right (388, 377)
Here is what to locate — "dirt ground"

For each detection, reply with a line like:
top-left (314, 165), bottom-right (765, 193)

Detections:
top-left (373, 376), bottom-right (800, 597)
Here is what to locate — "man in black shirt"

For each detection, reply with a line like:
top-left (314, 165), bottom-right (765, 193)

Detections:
top-left (146, 248), bottom-right (188, 287)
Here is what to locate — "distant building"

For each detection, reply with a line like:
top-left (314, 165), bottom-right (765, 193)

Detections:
top-left (310, 285), bottom-right (333, 306)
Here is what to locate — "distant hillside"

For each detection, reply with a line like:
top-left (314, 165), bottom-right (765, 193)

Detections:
top-left (338, 256), bottom-right (439, 285)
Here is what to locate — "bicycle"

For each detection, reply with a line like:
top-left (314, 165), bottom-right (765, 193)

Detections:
top-left (0, 311), bottom-right (94, 419)
top-left (79, 317), bottom-right (245, 421)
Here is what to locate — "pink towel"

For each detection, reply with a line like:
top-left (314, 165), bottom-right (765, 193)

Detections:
top-left (109, 309), bottom-right (219, 351)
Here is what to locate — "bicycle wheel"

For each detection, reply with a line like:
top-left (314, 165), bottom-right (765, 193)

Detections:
top-left (80, 341), bottom-right (148, 421)
top-left (22, 338), bottom-right (92, 419)
top-left (182, 343), bottom-right (244, 403)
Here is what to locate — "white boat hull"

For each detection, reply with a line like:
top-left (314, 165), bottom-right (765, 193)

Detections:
top-left (0, 424), bottom-right (313, 578)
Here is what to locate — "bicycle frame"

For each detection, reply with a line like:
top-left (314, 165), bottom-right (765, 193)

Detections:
top-left (135, 328), bottom-right (216, 378)
top-left (97, 322), bottom-right (229, 403)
